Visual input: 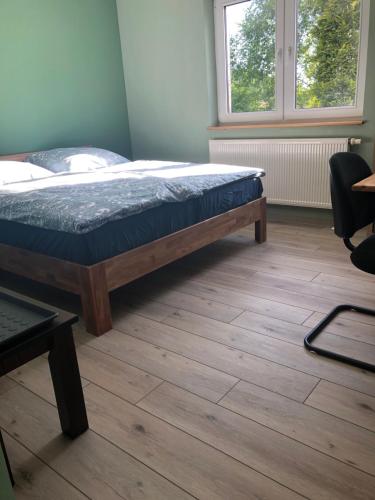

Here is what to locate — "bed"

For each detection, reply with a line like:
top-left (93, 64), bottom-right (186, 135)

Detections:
top-left (0, 151), bottom-right (266, 335)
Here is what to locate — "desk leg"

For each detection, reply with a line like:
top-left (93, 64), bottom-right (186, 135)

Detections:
top-left (48, 328), bottom-right (89, 438)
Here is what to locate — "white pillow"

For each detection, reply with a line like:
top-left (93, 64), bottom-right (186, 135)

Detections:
top-left (27, 147), bottom-right (130, 173)
top-left (0, 162), bottom-right (52, 186)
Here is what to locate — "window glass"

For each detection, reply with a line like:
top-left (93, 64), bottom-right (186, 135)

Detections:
top-left (296, 0), bottom-right (361, 109)
top-left (226, 0), bottom-right (277, 113)
top-left (215, 0), bottom-right (368, 122)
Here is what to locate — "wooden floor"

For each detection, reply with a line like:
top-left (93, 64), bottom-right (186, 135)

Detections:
top-left (1, 206), bottom-right (375, 500)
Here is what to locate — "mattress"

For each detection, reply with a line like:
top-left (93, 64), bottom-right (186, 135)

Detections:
top-left (0, 176), bottom-right (263, 265)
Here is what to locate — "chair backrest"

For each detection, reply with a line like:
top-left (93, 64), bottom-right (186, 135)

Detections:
top-left (329, 152), bottom-right (374, 239)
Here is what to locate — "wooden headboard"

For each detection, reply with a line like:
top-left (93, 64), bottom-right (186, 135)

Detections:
top-left (0, 152), bottom-right (31, 162)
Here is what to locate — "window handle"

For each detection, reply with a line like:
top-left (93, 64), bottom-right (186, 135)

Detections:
top-left (288, 46), bottom-right (293, 56)
top-left (277, 48), bottom-right (283, 59)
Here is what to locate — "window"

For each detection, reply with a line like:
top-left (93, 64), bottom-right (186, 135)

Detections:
top-left (214, 0), bottom-right (370, 123)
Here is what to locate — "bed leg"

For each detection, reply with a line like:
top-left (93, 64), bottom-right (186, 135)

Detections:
top-left (255, 198), bottom-right (267, 243)
top-left (79, 264), bottom-right (113, 336)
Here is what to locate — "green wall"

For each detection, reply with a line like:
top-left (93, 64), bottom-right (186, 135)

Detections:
top-left (1, 0), bottom-right (373, 162)
top-left (117, 0), bottom-right (217, 163)
top-left (0, 0), bottom-right (131, 157)
top-left (117, 0), bottom-right (375, 164)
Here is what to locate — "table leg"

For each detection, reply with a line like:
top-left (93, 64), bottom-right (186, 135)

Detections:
top-left (0, 430), bottom-right (14, 486)
top-left (48, 327), bottom-right (88, 438)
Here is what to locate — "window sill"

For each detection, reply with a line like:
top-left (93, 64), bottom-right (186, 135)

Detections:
top-left (208, 118), bottom-right (365, 131)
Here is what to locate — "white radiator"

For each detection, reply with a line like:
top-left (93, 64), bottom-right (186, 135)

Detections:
top-left (209, 138), bottom-right (350, 209)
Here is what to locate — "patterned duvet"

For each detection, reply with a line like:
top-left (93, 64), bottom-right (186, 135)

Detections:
top-left (0, 161), bottom-right (264, 234)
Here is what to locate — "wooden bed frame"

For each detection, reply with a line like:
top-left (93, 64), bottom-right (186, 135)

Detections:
top-left (0, 152), bottom-right (267, 335)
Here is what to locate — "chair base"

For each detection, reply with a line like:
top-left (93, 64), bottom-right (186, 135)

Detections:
top-left (304, 304), bottom-right (375, 373)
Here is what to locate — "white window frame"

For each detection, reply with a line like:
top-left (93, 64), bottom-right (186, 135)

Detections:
top-left (214, 0), bottom-right (370, 123)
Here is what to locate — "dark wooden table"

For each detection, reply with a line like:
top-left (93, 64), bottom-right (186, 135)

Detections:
top-left (0, 289), bottom-right (88, 484)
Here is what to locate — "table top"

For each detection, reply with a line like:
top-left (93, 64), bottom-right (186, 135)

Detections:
top-left (0, 287), bottom-right (76, 324)
top-left (0, 290), bottom-right (60, 347)
top-left (0, 287), bottom-right (77, 354)
top-left (352, 173), bottom-right (375, 192)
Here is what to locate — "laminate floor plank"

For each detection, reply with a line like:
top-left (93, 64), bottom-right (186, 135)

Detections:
top-left (163, 309), bottom-right (375, 397)
top-left (303, 311), bottom-right (375, 344)
top-left (231, 310), bottom-right (310, 344)
top-left (115, 312), bottom-right (318, 402)
top-left (339, 310), bottom-right (375, 327)
top-left (0, 386), bottom-right (193, 500)
top-left (115, 286), bottom-right (243, 323)
top-left (139, 382), bottom-right (375, 500)
top-left (0, 376), bottom-right (16, 396)
top-left (76, 344), bottom-right (163, 404)
top-left (228, 245), bottom-right (374, 282)
top-left (84, 384), bottom-right (302, 500)
top-left (239, 241), bottom-right (356, 267)
top-left (8, 357), bottom-right (89, 406)
top-left (312, 333), bottom-right (375, 365)
top-left (159, 266), bottom-right (347, 314)
top-left (1, 208), bottom-right (374, 500)
top-left (176, 248), bottom-right (319, 282)
top-left (232, 310), bottom-right (375, 364)
top-left (3, 433), bottom-right (87, 500)
top-left (306, 380), bottom-right (375, 433)
top-left (173, 262), bottom-right (375, 311)
top-left (79, 328), bottom-right (239, 402)
top-left (132, 277), bottom-right (313, 325)
top-left (177, 227), bottom-right (369, 278)
top-left (113, 295), bottom-right (178, 322)
top-left (218, 380), bottom-right (375, 475)
top-left (254, 241), bottom-right (355, 265)
top-left (313, 273), bottom-right (375, 295)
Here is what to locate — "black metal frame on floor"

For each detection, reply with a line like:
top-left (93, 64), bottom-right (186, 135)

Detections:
top-left (304, 304), bottom-right (375, 373)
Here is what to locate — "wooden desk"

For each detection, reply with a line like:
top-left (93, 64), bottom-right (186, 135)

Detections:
top-left (352, 173), bottom-right (375, 192)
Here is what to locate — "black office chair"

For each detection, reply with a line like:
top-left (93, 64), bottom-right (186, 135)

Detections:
top-left (304, 152), bottom-right (375, 372)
